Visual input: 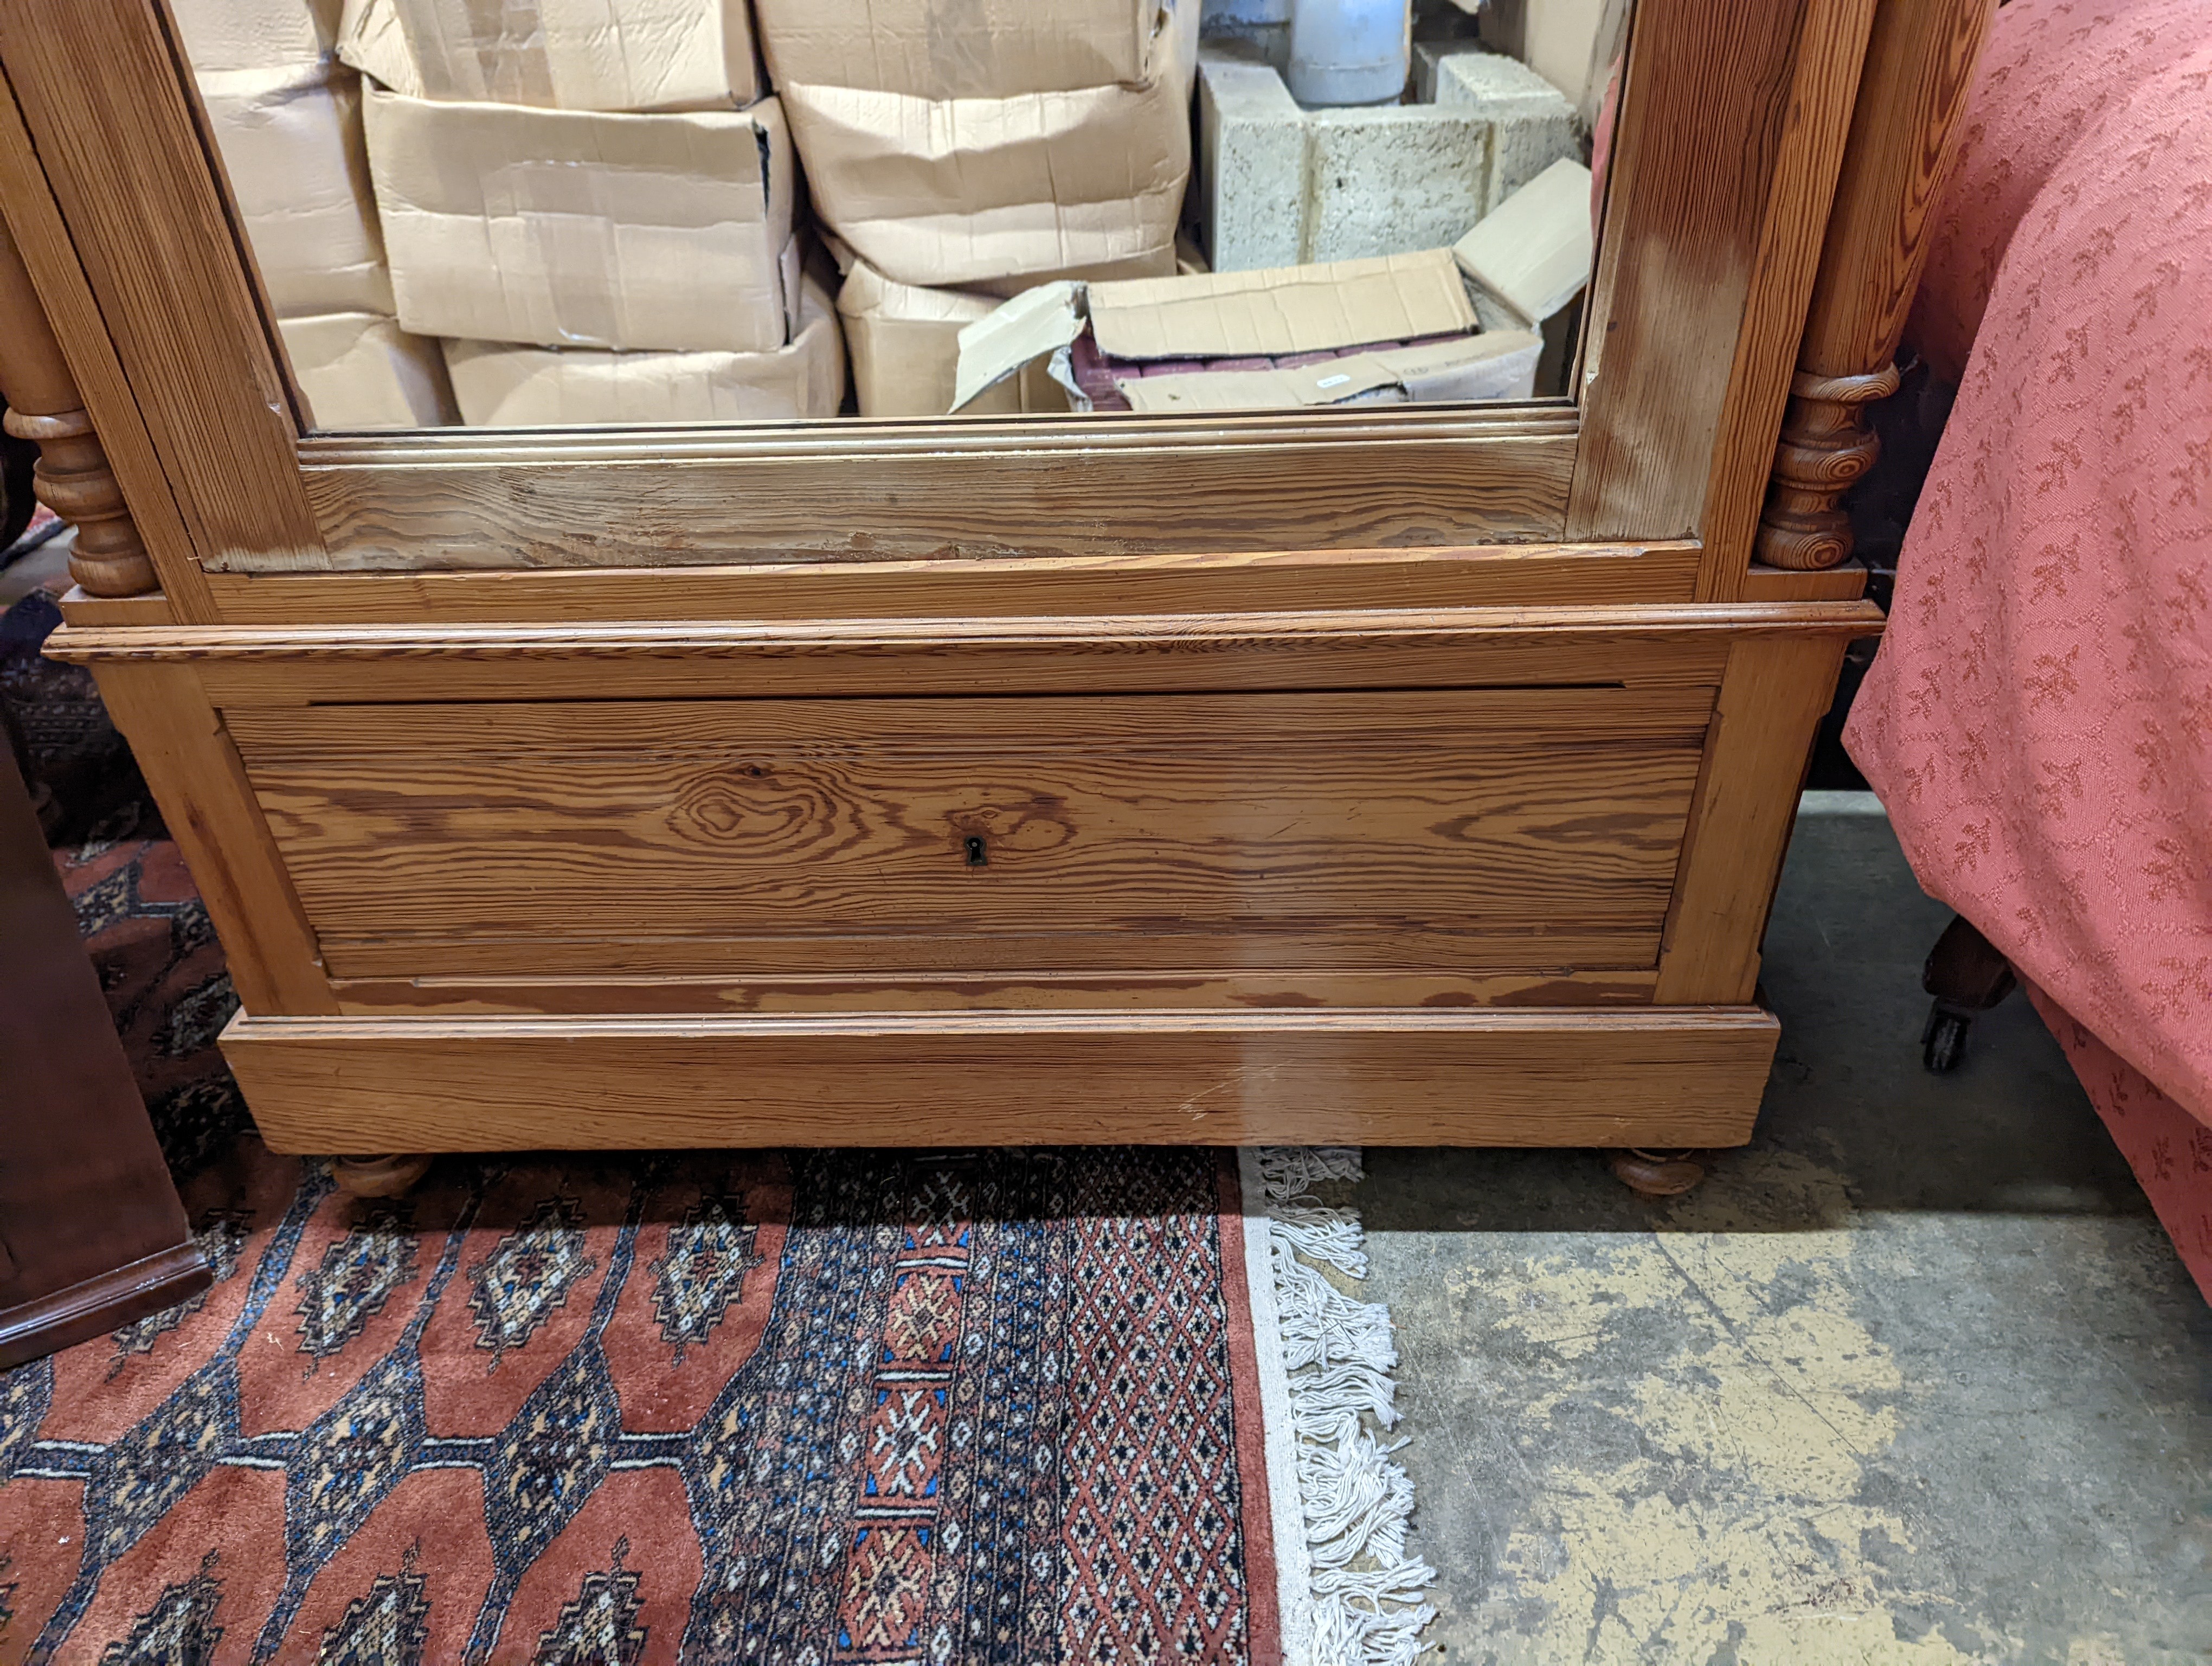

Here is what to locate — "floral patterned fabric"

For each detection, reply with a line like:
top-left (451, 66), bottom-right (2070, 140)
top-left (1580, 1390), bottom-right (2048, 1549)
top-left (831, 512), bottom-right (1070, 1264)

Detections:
top-left (1847, 0), bottom-right (2212, 1279)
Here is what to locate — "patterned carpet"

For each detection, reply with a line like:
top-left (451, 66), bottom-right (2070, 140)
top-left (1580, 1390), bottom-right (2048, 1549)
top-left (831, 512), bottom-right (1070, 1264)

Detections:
top-left (0, 1143), bottom-right (1284, 1663)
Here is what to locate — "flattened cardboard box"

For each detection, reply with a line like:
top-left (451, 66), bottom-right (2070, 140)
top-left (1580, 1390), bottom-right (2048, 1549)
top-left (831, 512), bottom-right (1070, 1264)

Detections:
top-left (279, 311), bottom-right (456, 427)
top-left (363, 89), bottom-right (797, 352)
top-left (443, 275), bottom-right (845, 424)
top-left (200, 64), bottom-right (393, 316)
top-left (755, 0), bottom-right (1163, 99)
top-left (173, 0), bottom-right (340, 73)
top-left (779, 0), bottom-right (1197, 291)
top-left (838, 261), bottom-right (1068, 417)
top-left (956, 247), bottom-right (1472, 405)
top-left (338, 0), bottom-right (762, 112)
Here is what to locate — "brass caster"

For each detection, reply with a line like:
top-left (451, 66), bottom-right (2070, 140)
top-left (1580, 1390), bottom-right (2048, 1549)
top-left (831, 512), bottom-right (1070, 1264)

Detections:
top-left (331, 1154), bottom-right (432, 1199)
top-left (1610, 1148), bottom-right (1708, 1199)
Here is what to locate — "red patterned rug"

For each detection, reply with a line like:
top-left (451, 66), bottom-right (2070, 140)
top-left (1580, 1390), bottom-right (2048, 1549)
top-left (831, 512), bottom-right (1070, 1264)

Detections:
top-left (1, 631), bottom-right (1437, 1662)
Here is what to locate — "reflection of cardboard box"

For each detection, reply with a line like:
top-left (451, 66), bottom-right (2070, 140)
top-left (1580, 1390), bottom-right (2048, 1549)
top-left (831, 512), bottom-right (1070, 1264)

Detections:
top-left (755, 0), bottom-right (1162, 98)
top-left (955, 247), bottom-right (1539, 413)
top-left (838, 261), bottom-right (1069, 418)
top-left (1452, 157), bottom-right (1593, 326)
top-left (200, 65), bottom-right (393, 317)
top-left (173, 0), bottom-right (340, 73)
top-left (771, 0), bottom-right (1196, 291)
top-left (444, 276), bottom-right (846, 424)
top-left (363, 89), bottom-right (798, 352)
top-left (279, 311), bottom-right (456, 428)
top-left (337, 0), bottom-right (762, 112)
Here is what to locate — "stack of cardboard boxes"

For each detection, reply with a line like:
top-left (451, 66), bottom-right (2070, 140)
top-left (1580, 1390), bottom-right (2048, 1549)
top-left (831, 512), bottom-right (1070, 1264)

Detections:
top-left (176, 0), bottom-right (458, 427)
top-left (337, 0), bottom-right (843, 425)
top-left (771, 0), bottom-right (1200, 417)
top-left (176, 0), bottom-right (1582, 426)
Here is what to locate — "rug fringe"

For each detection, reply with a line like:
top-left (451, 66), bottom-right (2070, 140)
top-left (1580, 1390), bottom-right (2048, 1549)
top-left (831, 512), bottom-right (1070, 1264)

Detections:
top-left (1253, 1147), bottom-right (1438, 1666)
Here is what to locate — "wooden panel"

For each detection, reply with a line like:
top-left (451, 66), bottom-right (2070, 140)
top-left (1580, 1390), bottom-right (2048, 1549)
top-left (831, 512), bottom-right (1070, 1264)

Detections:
top-left (201, 542), bottom-right (1704, 626)
top-left (230, 690), bottom-right (1711, 979)
top-left (1571, 0), bottom-right (1844, 543)
top-left (1739, 562), bottom-right (1867, 601)
top-left (291, 421), bottom-right (1577, 572)
top-left (330, 967), bottom-right (1662, 1016)
top-left (221, 1007), bottom-right (1784, 1152)
top-left (1654, 631), bottom-right (1849, 1003)
top-left (0, 67), bottom-right (215, 618)
top-left (85, 660), bottom-right (336, 1014)
top-left (314, 928), bottom-right (1667, 980)
top-left (0, 0), bottom-right (323, 568)
top-left (1695, 0), bottom-right (1880, 597)
top-left (49, 604), bottom-right (1881, 707)
top-left (55, 586), bottom-right (174, 626)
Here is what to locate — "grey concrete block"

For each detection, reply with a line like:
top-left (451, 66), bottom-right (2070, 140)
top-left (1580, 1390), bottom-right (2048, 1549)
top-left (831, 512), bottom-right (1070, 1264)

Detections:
top-left (1198, 47), bottom-right (1308, 271)
top-left (1306, 107), bottom-right (1491, 264)
top-left (1411, 39), bottom-right (1485, 103)
top-left (1433, 49), bottom-right (1578, 203)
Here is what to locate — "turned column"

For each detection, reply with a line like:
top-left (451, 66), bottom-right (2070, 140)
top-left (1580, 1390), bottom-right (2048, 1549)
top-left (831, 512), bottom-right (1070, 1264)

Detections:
top-left (1757, 0), bottom-right (1994, 569)
top-left (0, 215), bottom-right (155, 595)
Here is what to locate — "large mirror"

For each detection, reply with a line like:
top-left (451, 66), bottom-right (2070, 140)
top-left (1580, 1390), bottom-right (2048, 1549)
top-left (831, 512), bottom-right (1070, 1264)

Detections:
top-left (173, 0), bottom-right (1631, 430)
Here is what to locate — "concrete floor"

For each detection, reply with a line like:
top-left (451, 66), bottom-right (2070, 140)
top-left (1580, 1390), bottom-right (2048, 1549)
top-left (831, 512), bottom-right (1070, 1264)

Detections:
top-left (1363, 794), bottom-right (2212, 1664)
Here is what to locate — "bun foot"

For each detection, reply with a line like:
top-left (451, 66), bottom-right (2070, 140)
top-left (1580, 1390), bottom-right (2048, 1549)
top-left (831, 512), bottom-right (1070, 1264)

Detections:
top-left (1610, 1148), bottom-right (1708, 1198)
top-left (331, 1154), bottom-right (432, 1199)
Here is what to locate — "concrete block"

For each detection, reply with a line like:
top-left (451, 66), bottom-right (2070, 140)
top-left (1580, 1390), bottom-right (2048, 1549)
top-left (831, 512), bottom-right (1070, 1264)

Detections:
top-left (1411, 39), bottom-right (1484, 103)
top-left (1433, 49), bottom-right (1578, 203)
top-left (1306, 107), bottom-right (1491, 264)
top-left (1198, 47), bottom-right (1308, 271)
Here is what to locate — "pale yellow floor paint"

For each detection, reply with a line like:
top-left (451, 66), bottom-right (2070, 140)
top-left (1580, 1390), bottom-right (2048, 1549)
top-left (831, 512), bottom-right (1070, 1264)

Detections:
top-left (1452, 1146), bottom-right (1994, 1665)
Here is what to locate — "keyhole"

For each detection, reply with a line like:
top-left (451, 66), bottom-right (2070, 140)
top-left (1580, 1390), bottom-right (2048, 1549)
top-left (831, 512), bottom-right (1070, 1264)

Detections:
top-left (964, 834), bottom-right (988, 867)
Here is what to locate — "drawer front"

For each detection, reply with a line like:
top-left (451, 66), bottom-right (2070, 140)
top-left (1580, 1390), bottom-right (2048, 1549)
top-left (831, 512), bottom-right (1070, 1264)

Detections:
top-left (227, 687), bottom-right (1712, 989)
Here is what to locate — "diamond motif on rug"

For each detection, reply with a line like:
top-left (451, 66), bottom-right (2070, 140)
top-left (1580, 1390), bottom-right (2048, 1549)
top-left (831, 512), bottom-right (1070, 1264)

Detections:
top-left (531, 1537), bottom-right (647, 1665)
top-left (95, 1553), bottom-right (223, 1666)
top-left (83, 1362), bottom-right (239, 1566)
top-left (293, 1205), bottom-right (419, 1360)
top-left (650, 1192), bottom-right (762, 1362)
top-left (485, 1341), bottom-right (620, 1576)
top-left (316, 1564), bottom-right (430, 1666)
top-left (285, 1351), bottom-right (426, 1567)
top-left (467, 1196), bottom-right (596, 1366)
top-left (835, 1524), bottom-right (932, 1656)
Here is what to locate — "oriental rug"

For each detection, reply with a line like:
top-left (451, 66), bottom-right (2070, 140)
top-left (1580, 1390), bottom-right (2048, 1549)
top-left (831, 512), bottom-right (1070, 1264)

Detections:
top-left (0, 1130), bottom-right (1431, 1664)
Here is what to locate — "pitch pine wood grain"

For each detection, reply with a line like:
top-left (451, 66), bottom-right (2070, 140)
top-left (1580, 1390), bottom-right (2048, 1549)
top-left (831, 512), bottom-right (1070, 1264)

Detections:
top-left (198, 543), bottom-right (1705, 627)
top-left (1570, 0), bottom-right (1851, 546)
top-left (221, 1007), bottom-right (1783, 1152)
top-left (85, 661), bottom-right (335, 1014)
top-left (1739, 562), bottom-right (1868, 601)
top-left (327, 968), bottom-right (1664, 1016)
top-left (0, 69), bottom-right (215, 619)
top-left (1653, 631), bottom-right (1849, 1003)
top-left (0, 0), bottom-right (322, 572)
top-left (54, 587), bottom-right (175, 626)
top-left (1695, 0), bottom-right (1881, 599)
top-left (1798, 0), bottom-right (1996, 381)
top-left (49, 604), bottom-right (1879, 706)
top-left (291, 424), bottom-right (1578, 573)
top-left (1755, 0), bottom-right (1994, 572)
top-left (229, 691), bottom-right (1709, 978)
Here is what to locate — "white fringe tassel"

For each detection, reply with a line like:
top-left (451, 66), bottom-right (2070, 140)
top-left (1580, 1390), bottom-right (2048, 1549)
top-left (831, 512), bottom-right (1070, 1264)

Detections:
top-left (1256, 1146), bottom-right (1438, 1666)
